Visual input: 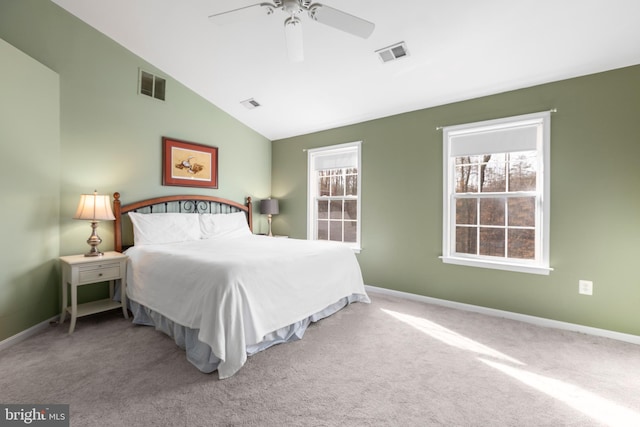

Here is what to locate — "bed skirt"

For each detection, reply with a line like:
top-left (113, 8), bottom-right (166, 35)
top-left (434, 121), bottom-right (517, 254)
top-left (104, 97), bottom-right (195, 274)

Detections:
top-left (128, 294), bottom-right (368, 376)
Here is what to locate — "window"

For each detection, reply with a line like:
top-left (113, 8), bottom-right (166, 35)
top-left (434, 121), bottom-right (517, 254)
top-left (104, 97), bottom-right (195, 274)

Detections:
top-left (442, 112), bottom-right (551, 275)
top-left (307, 141), bottom-right (361, 252)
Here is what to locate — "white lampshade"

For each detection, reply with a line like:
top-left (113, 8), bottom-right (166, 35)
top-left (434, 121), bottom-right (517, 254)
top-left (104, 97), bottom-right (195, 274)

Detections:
top-left (73, 191), bottom-right (115, 256)
top-left (74, 192), bottom-right (115, 221)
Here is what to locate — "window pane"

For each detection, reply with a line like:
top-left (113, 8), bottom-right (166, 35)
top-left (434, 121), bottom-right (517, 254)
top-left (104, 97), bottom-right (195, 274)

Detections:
top-left (479, 228), bottom-right (505, 257)
top-left (508, 197), bottom-right (535, 227)
top-left (456, 198), bottom-right (477, 225)
top-left (344, 200), bottom-right (357, 220)
top-left (317, 200), bottom-right (328, 220)
top-left (481, 154), bottom-right (506, 192)
top-left (318, 172), bottom-right (330, 196)
top-left (455, 164), bottom-right (478, 193)
top-left (508, 229), bottom-right (535, 259)
top-left (456, 226), bottom-right (477, 254)
top-left (346, 174), bottom-right (358, 196)
top-left (317, 220), bottom-right (328, 240)
top-left (344, 221), bottom-right (357, 243)
top-left (509, 152), bottom-right (537, 192)
top-left (330, 173), bottom-right (345, 196)
top-left (329, 200), bottom-right (343, 219)
top-left (329, 221), bottom-right (343, 242)
top-left (480, 197), bottom-right (505, 226)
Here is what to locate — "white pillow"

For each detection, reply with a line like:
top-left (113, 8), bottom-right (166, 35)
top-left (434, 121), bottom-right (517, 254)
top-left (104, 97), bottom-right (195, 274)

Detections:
top-left (129, 212), bottom-right (201, 245)
top-left (199, 212), bottom-right (251, 239)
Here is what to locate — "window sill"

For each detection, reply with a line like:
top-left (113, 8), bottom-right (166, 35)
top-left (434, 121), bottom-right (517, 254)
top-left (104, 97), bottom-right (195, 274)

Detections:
top-left (440, 256), bottom-right (552, 275)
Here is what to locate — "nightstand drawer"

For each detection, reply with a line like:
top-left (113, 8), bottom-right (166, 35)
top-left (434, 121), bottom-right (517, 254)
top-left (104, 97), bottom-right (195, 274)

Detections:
top-left (78, 263), bottom-right (121, 284)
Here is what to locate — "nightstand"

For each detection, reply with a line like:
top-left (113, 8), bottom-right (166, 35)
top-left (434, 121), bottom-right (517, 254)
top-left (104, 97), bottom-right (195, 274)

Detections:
top-left (59, 251), bottom-right (129, 334)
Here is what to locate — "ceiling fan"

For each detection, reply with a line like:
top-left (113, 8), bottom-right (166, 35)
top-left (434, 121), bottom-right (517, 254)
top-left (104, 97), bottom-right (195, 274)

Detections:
top-left (209, 0), bottom-right (375, 62)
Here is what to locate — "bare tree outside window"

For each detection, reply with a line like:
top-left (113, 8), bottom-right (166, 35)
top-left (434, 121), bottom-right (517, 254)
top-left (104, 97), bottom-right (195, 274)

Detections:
top-left (454, 151), bottom-right (537, 260)
top-left (316, 167), bottom-right (358, 243)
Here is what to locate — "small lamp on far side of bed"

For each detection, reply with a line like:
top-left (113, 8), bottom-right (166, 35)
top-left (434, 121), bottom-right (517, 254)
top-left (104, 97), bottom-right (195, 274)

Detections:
top-left (73, 190), bottom-right (115, 257)
top-left (260, 198), bottom-right (279, 237)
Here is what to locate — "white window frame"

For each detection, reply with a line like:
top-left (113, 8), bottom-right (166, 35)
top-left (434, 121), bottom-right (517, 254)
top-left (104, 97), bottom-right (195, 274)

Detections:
top-left (441, 112), bottom-right (552, 275)
top-left (307, 141), bottom-right (362, 252)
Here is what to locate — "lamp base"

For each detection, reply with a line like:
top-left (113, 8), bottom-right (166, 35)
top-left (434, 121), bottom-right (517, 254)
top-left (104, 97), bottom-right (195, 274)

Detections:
top-left (84, 249), bottom-right (104, 257)
top-left (84, 221), bottom-right (105, 257)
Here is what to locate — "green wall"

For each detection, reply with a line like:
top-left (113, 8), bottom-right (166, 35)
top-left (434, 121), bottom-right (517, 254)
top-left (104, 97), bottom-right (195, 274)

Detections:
top-left (0, 0), bottom-right (271, 341)
top-left (272, 65), bottom-right (640, 336)
top-left (0, 38), bottom-right (60, 339)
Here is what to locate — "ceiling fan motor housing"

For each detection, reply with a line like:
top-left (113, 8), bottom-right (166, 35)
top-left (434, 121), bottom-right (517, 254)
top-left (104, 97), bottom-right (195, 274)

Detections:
top-left (282, 0), bottom-right (303, 15)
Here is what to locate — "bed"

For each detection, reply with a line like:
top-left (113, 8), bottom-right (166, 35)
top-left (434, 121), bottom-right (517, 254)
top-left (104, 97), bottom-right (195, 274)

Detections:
top-left (113, 193), bottom-right (369, 379)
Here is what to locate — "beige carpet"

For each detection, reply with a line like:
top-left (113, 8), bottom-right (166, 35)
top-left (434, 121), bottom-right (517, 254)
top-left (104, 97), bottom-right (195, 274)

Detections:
top-left (2, 292), bottom-right (640, 426)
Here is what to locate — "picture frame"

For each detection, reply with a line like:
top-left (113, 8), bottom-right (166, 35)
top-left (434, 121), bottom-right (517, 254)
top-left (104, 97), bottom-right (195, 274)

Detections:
top-left (162, 137), bottom-right (218, 188)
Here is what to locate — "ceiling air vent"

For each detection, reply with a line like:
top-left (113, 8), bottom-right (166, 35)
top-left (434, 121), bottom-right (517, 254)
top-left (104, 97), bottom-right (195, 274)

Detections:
top-left (138, 69), bottom-right (166, 101)
top-left (240, 98), bottom-right (261, 109)
top-left (375, 42), bottom-right (409, 63)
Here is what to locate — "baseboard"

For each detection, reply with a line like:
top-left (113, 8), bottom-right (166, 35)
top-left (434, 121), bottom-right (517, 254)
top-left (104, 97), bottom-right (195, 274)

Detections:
top-left (365, 285), bottom-right (640, 346)
top-left (0, 315), bottom-right (60, 352)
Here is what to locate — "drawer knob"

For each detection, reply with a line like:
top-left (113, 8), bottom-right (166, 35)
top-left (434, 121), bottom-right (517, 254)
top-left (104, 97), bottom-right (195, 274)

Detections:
top-left (98, 273), bottom-right (103, 277)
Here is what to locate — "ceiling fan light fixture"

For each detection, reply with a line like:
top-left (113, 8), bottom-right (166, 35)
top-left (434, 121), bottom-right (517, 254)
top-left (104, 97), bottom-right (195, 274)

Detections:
top-left (284, 16), bottom-right (304, 62)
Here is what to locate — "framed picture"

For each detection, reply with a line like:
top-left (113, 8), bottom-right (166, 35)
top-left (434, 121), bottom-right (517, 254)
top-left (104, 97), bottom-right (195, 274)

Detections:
top-left (162, 137), bottom-right (218, 188)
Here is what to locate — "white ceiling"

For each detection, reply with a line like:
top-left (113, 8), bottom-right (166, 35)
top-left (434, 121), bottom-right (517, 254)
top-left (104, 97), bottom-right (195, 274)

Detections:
top-left (51, 0), bottom-right (640, 141)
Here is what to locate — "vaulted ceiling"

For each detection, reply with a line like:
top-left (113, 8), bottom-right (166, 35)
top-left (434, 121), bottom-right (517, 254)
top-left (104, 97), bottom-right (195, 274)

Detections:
top-left (51, 0), bottom-right (640, 140)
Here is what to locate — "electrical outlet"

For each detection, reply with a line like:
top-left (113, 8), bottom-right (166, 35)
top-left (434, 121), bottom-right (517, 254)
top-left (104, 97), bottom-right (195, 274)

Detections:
top-left (579, 280), bottom-right (593, 295)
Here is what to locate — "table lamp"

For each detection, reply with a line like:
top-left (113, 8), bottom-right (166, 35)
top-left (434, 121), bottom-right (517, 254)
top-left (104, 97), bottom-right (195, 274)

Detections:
top-left (260, 198), bottom-right (279, 237)
top-left (73, 190), bottom-right (115, 256)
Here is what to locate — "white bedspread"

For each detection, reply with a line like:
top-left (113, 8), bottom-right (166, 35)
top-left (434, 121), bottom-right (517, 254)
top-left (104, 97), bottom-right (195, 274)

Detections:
top-left (125, 235), bottom-right (369, 378)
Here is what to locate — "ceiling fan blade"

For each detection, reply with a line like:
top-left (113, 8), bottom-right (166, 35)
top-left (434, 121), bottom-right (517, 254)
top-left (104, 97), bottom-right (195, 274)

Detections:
top-left (307, 4), bottom-right (375, 38)
top-left (209, 3), bottom-right (276, 26)
top-left (284, 17), bottom-right (304, 62)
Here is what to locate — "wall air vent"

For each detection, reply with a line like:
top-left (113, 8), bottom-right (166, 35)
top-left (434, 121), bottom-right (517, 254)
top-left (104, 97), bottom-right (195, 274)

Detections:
top-left (375, 42), bottom-right (409, 63)
top-left (138, 69), bottom-right (166, 101)
top-left (240, 98), bottom-right (261, 109)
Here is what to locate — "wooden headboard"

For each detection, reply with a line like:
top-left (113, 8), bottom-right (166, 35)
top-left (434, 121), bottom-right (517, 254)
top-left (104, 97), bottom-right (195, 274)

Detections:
top-left (113, 192), bottom-right (253, 252)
